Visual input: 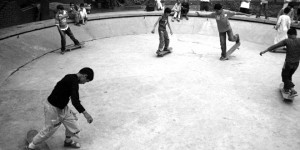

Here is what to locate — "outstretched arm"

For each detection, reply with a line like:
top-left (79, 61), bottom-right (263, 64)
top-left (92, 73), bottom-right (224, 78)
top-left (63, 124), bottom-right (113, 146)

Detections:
top-left (260, 40), bottom-right (286, 56)
top-left (152, 16), bottom-right (161, 33)
top-left (195, 11), bottom-right (215, 18)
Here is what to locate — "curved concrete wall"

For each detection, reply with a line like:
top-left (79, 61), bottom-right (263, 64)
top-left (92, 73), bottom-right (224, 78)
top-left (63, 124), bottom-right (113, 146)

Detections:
top-left (0, 11), bottom-right (299, 85)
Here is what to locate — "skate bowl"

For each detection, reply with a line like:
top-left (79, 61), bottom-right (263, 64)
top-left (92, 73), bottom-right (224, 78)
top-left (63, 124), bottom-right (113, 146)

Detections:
top-left (1, 11), bottom-right (300, 150)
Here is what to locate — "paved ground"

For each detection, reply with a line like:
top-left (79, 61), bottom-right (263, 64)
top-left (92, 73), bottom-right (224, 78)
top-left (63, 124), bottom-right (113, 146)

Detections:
top-left (0, 13), bottom-right (300, 150)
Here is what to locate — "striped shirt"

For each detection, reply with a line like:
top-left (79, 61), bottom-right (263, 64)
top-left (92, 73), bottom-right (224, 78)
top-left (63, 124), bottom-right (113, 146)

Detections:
top-left (267, 38), bottom-right (300, 63)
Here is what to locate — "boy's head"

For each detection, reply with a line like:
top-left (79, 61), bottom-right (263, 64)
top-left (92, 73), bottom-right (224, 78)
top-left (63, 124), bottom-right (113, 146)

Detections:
top-left (164, 7), bottom-right (172, 14)
top-left (288, 3), bottom-right (294, 8)
top-left (70, 2), bottom-right (75, 7)
top-left (214, 4), bottom-right (223, 14)
top-left (177, 0), bottom-right (181, 3)
top-left (80, 3), bottom-right (84, 8)
top-left (57, 5), bottom-right (64, 13)
top-left (284, 7), bottom-right (291, 14)
top-left (287, 28), bottom-right (297, 36)
top-left (78, 67), bottom-right (94, 84)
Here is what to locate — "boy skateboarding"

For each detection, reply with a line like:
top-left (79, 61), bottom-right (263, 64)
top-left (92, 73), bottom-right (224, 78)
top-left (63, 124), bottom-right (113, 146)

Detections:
top-left (152, 7), bottom-right (174, 56)
top-left (196, 4), bottom-right (247, 60)
top-left (25, 67), bottom-right (94, 150)
top-left (260, 28), bottom-right (300, 97)
top-left (55, 5), bottom-right (81, 54)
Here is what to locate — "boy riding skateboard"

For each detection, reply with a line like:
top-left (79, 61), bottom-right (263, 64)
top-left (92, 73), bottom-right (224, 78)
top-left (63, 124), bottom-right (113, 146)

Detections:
top-left (25, 67), bottom-right (94, 150)
top-left (55, 5), bottom-right (82, 55)
top-left (260, 28), bottom-right (300, 97)
top-left (151, 7), bottom-right (174, 56)
top-left (196, 4), bottom-right (247, 60)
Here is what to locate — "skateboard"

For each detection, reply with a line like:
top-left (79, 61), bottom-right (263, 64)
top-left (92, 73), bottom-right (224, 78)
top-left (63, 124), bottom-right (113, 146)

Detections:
top-left (64, 42), bottom-right (85, 52)
top-left (279, 83), bottom-right (297, 102)
top-left (225, 42), bottom-right (241, 60)
top-left (26, 129), bottom-right (50, 150)
top-left (156, 47), bottom-right (172, 57)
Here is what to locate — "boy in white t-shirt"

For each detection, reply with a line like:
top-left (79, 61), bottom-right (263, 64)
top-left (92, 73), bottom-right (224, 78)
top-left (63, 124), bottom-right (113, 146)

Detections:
top-left (240, 0), bottom-right (251, 14)
top-left (79, 3), bottom-right (88, 25)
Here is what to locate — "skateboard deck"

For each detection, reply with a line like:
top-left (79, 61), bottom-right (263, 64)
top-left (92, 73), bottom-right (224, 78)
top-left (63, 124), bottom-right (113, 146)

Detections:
top-left (26, 130), bottom-right (50, 150)
top-left (157, 47), bottom-right (172, 57)
top-left (225, 42), bottom-right (241, 59)
top-left (279, 83), bottom-right (297, 102)
top-left (65, 42), bottom-right (85, 52)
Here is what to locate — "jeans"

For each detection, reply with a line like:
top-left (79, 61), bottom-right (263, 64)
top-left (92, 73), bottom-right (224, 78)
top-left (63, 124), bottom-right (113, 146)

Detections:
top-left (158, 30), bottom-right (169, 51)
top-left (58, 27), bottom-right (80, 51)
top-left (256, 3), bottom-right (268, 19)
top-left (219, 29), bottom-right (238, 57)
top-left (282, 62), bottom-right (299, 90)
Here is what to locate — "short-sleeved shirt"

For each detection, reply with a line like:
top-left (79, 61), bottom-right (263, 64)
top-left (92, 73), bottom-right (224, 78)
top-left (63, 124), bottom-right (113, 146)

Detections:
top-left (200, 0), bottom-right (210, 2)
top-left (158, 15), bottom-right (168, 31)
top-left (267, 38), bottom-right (300, 63)
top-left (55, 10), bottom-right (68, 30)
top-left (212, 10), bottom-right (235, 33)
top-left (240, 0), bottom-right (251, 9)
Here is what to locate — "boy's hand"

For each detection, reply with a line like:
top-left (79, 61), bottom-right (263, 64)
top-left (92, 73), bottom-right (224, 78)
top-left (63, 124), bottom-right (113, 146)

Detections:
top-left (170, 31), bottom-right (173, 35)
top-left (260, 51), bottom-right (265, 56)
top-left (83, 111), bottom-right (93, 123)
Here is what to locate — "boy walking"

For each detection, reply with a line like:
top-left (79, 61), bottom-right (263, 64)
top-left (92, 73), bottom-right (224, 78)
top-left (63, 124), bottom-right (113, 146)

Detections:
top-left (260, 28), bottom-right (300, 96)
top-left (152, 7), bottom-right (173, 55)
top-left (55, 5), bottom-right (81, 55)
top-left (196, 4), bottom-right (246, 60)
top-left (26, 67), bottom-right (94, 150)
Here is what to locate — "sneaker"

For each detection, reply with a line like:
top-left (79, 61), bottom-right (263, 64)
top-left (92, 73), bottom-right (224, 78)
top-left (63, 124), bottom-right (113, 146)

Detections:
top-left (171, 18), bottom-right (175, 22)
top-left (25, 146), bottom-right (35, 150)
top-left (236, 34), bottom-right (240, 44)
top-left (64, 140), bottom-right (81, 148)
top-left (283, 88), bottom-right (290, 94)
top-left (75, 23), bottom-right (81, 26)
top-left (177, 19), bottom-right (180, 22)
top-left (219, 56), bottom-right (228, 61)
top-left (61, 50), bottom-right (66, 55)
top-left (290, 88), bottom-right (298, 95)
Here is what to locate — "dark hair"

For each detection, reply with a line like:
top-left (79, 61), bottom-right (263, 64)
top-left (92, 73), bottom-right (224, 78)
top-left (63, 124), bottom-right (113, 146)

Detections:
top-left (214, 4), bottom-right (222, 10)
top-left (287, 28), bottom-right (297, 35)
top-left (164, 7), bottom-right (171, 14)
top-left (284, 7), bottom-right (291, 14)
top-left (79, 67), bottom-right (94, 81)
top-left (57, 5), bottom-right (64, 10)
top-left (288, 3), bottom-right (294, 8)
top-left (70, 2), bottom-right (75, 6)
top-left (80, 3), bottom-right (84, 7)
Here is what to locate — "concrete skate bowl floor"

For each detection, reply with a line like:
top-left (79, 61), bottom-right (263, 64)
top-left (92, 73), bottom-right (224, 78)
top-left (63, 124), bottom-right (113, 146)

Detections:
top-left (1, 12), bottom-right (300, 150)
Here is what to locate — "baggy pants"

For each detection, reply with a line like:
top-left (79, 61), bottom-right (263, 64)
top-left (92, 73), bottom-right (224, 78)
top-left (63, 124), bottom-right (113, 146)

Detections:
top-left (32, 100), bottom-right (80, 145)
top-left (58, 27), bottom-right (80, 51)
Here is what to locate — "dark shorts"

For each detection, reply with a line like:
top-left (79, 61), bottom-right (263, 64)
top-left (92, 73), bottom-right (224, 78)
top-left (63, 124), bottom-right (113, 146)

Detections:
top-left (240, 8), bottom-right (250, 14)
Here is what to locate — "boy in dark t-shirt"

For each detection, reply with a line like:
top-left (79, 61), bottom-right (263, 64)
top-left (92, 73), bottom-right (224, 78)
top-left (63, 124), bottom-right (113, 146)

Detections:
top-left (181, 0), bottom-right (190, 20)
top-left (260, 28), bottom-right (300, 96)
top-left (196, 4), bottom-right (247, 60)
top-left (152, 7), bottom-right (173, 54)
top-left (26, 67), bottom-right (94, 150)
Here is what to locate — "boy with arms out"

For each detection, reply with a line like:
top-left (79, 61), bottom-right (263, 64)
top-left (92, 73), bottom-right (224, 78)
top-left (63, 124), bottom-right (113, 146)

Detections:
top-left (26, 67), bottom-right (94, 150)
top-left (196, 4), bottom-right (247, 60)
top-left (260, 28), bottom-right (300, 96)
top-left (152, 7), bottom-right (173, 55)
top-left (56, 5), bottom-right (81, 55)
